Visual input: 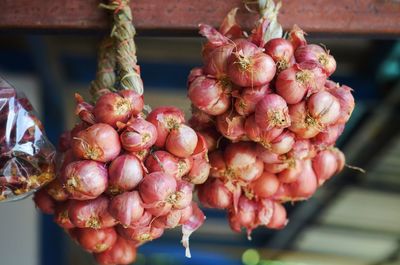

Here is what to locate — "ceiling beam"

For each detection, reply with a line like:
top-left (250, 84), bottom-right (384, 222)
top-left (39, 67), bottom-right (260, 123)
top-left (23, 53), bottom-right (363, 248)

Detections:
top-left (0, 0), bottom-right (400, 35)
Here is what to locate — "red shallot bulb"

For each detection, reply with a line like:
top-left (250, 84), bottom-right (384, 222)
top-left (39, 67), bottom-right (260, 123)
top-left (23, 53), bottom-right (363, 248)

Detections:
top-left (307, 90), bottom-right (340, 125)
top-left (256, 144), bottom-right (282, 164)
top-left (76, 227), bottom-right (117, 253)
top-left (216, 110), bottom-right (246, 141)
top-left (181, 202), bottom-right (205, 258)
top-left (166, 124), bottom-right (198, 158)
top-left (228, 39), bottom-right (276, 87)
top-left (186, 157), bottom-right (210, 184)
top-left (120, 118), bottom-right (157, 152)
top-left (189, 107), bottom-right (215, 130)
top-left (236, 158), bottom-right (264, 182)
top-left (312, 150), bottom-right (338, 186)
top-left (71, 123), bottom-right (121, 162)
top-left (288, 101), bottom-right (320, 139)
top-left (233, 84), bottom-right (271, 116)
top-left (333, 148), bottom-right (346, 173)
top-left (74, 93), bottom-right (95, 125)
top-left (276, 63), bottom-right (327, 104)
top-left (109, 191), bottom-right (144, 227)
top-left (146, 106), bottom-right (185, 147)
top-left (245, 115), bottom-right (283, 145)
top-left (228, 196), bottom-right (258, 238)
top-left (94, 237), bottom-right (137, 265)
top-left (188, 75), bottom-right (231, 115)
top-left (118, 223), bottom-right (164, 244)
top-left (224, 142), bottom-right (257, 170)
top-left (139, 171), bottom-right (177, 204)
top-left (289, 139), bottom-right (315, 160)
top-left (270, 130), bottom-right (295, 155)
top-left (255, 94), bottom-right (291, 130)
top-left (198, 178), bottom-right (232, 209)
top-left (313, 123), bottom-right (345, 148)
top-left (203, 43), bottom-right (234, 77)
top-left (93, 91), bottom-right (143, 127)
top-left (198, 128), bottom-right (220, 152)
top-left (174, 180), bottom-right (194, 209)
top-left (145, 151), bottom-right (180, 179)
top-left (263, 161), bottom-right (289, 174)
top-left (289, 159), bottom-right (318, 201)
top-left (278, 159), bottom-right (302, 183)
top-left (69, 196), bottom-right (116, 229)
top-left (326, 83), bottom-right (355, 124)
top-left (250, 172), bottom-right (280, 198)
top-left (108, 154), bottom-right (143, 195)
top-left (62, 160), bottom-right (108, 200)
top-left (295, 44), bottom-right (336, 76)
top-left (118, 90), bottom-right (144, 115)
top-left (266, 202), bottom-right (288, 229)
top-left (264, 38), bottom-right (294, 72)
top-left (33, 189), bottom-right (55, 215)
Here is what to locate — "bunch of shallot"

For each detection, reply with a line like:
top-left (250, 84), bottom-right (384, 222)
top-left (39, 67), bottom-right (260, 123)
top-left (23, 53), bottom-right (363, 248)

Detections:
top-left (189, 6), bottom-right (354, 237)
top-left (34, 93), bottom-right (207, 264)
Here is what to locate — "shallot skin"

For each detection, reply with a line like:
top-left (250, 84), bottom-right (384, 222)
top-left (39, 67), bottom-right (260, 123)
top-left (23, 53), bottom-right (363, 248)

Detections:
top-left (108, 154), bottom-right (143, 194)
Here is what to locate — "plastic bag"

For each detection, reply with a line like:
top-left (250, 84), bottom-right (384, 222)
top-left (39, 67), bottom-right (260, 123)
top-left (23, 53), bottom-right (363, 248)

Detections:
top-left (0, 77), bottom-right (56, 202)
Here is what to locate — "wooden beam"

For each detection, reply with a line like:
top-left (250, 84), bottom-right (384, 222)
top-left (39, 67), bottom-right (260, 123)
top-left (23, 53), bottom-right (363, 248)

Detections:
top-left (0, 0), bottom-right (399, 35)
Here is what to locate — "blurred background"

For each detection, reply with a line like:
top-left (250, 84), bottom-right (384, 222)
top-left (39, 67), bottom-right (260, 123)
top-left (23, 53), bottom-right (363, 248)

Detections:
top-left (0, 34), bottom-right (399, 265)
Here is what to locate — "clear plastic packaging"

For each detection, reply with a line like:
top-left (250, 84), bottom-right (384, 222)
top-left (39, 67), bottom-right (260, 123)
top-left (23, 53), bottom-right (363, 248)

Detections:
top-left (0, 77), bottom-right (56, 202)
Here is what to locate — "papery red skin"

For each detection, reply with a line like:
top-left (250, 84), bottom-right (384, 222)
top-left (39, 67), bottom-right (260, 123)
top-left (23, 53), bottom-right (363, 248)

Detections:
top-left (295, 44), bottom-right (336, 76)
top-left (216, 110), bottom-right (246, 141)
top-left (288, 25), bottom-right (307, 50)
top-left (188, 75), bottom-right (231, 115)
top-left (228, 196), bottom-right (258, 235)
top-left (199, 23), bottom-right (230, 49)
top-left (120, 118), bottom-right (157, 152)
top-left (130, 149), bottom-right (150, 162)
top-left (250, 172), bottom-right (280, 198)
top-left (129, 211), bottom-right (152, 229)
top-left (117, 224), bottom-right (164, 244)
top-left (270, 130), bottom-right (296, 155)
top-left (93, 93), bottom-right (133, 127)
top-left (145, 151), bottom-right (180, 179)
top-left (94, 237), bottom-right (137, 265)
top-left (256, 144), bottom-right (282, 164)
top-left (77, 227), bottom-right (117, 253)
top-left (189, 107), bottom-right (215, 130)
top-left (176, 157), bottom-right (193, 179)
top-left (187, 67), bottom-right (204, 85)
top-left (33, 189), bottom-right (55, 214)
top-left (278, 159), bottom-right (303, 183)
top-left (62, 160), bottom-right (108, 200)
top-left (224, 142), bottom-right (257, 169)
top-left (333, 148), bottom-right (346, 173)
top-left (146, 106), bottom-right (185, 148)
top-left (109, 191), bottom-right (144, 227)
top-left (154, 209), bottom-right (182, 229)
top-left (228, 40), bottom-right (276, 87)
top-left (75, 93), bottom-right (95, 125)
top-left (179, 204), bottom-right (194, 224)
top-left (181, 202), bottom-right (206, 258)
top-left (234, 84), bottom-right (271, 116)
top-left (192, 132), bottom-right (208, 160)
top-left (166, 124), bottom-right (198, 158)
top-left (289, 159), bottom-right (318, 200)
top-left (266, 202), bottom-right (288, 229)
top-left (255, 94), bottom-right (291, 130)
top-left (69, 196), bottom-right (117, 229)
top-left (263, 161), bottom-right (289, 174)
top-left (288, 101), bottom-right (320, 139)
top-left (245, 115), bottom-right (283, 144)
top-left (186, 157), bottom-right (210, 184)
top-left (275, 65), bottom-right (307, 104)
top-left (203, 44), bottom-right (234, 77)
top-left (219, 7), bottom-right (243, 38)
top-left (118, 90), bottom-right (144, 116)
top-left (174, 180), bottom-right (194, 209)
top-left (108, 154), bottom-right (143, 194)
top-left (257, 199), bottom-right (274, 226)
top-left (264, 38), bottom-right (295, 72)
top-left (289, 139), bottom-right (315, 160)
top-left (236, 158), bottom-right (264, 182)
top-left (326, 84), bottom-right (355, 124)
top-left (307, 90), bottom-right (341, 125)
top-left (198, 178), bottom-right (232, 209)
top-left (313, 123), bottom-right (345, 148)
top-left (54, 201), bottom-right (75, 229)
top-left (139, 172), bottom-right (177, 204)
top-left (45, 178), bottom-right (69, 201)
top-left (313, 150), bottom-right (338, 186)
top-left (71, 123), bottom-right (121, 163)
top-left (70, 122), bottom-right (89, 138)
top-left (199, 128), bottom-right (220, 152)
top-left (209, 150), bottom-right (227, 178)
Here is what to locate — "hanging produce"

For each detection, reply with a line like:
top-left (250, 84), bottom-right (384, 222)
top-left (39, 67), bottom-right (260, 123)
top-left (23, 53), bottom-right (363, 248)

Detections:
top-left (33, 1), bottom-right (207, 264)
top-left (0, 78), bottom-right (56, 202)
top-left (188, 1), bottom-right (357, 237)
